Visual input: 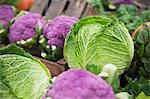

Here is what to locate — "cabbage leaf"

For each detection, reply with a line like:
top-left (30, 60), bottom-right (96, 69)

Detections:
top-left (64, 16), bottom-right (134, 75)
top-left (0, 44), bottom-right (51, 99)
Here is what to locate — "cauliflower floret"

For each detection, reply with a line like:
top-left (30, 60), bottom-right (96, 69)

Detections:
top-left (43, 69), bottom-right (115, 99)
top-left (0, 4), bottom-right (14, 28)
top-left (8, 12), bottom-right (46, 43)
top-left (43, 15), bottom-right (78, 48)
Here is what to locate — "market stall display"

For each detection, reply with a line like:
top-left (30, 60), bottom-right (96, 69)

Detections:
top-left (0, 0), bottom-right (150, 99)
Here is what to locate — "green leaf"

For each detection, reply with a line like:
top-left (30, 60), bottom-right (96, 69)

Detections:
top-left (64, 16), bottom-right (134, 75)
top-left (136, 26), bottom-right (150, 45)
top-left (145, 43), bottom-right (150, 57)
top-left (141, 57), bottom-right (150, 73)
top-left (0, 0), bottom-right (5, 4)
top-left (123, 79), bottom-right (150, 96)
top-left (0, 24), bottom-right (3, 29)
top-left (136, 92), bottom-right (150, 99)
top-left (117, 5), bottom-right (137, 16)
top-left (91, 0), bottom-right (105, 14)
top-left (141, 10), bottom-right (150, 22)
top-left (112, 76), bottom-right (120, 93)
top-left (2, 0), bottom-right (21, 5)
top-left (0, 82), bottom-right (18, 99)
top-left (86, 64), bottom-right (100, 75)
top-left (0, 44), bottom-right (51, 99)
top-left (137, 45), bottom-right (144, 58)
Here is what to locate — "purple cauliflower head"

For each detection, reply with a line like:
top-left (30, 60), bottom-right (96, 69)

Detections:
top-left (8, 12), bottom-right (46, 43)
top-left (0, 4), bottom-right (15, 28)
top-left (43, 69), bottom-right (115, 99)
top-left (43, 15), bottom-right (78, 48)
top-left (112, 0), bottom-right (133, 4)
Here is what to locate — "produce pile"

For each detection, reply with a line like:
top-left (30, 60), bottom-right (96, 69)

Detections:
top-left (0, 1), bottom-right (150, 99)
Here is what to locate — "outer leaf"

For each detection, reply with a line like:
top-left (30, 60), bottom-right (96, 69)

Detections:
top-left (136, 29), bottom-right (150, 45)
top-left (145, 43), bottom-right (150, 57)
top-left (123, 79), bottom-right (150, 96)
top-left (136, 92), bottom-right (150, 99)
top-left (137, 45), bottom-right (144, 58)
top-left (64, 16), bottom-right (134, 75)
top-left (141, 57), bottom-right (150, 73)
top-left (0, 44), bottom-right (51, 99)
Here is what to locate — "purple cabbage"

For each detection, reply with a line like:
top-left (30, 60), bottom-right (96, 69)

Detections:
top-left (43, 15), bottom-right (78, 48)
top-left (8, 12), bottom-right (46, 43)
top-left (112, 0), bottom-right (133, 4)
top-left (43, 69), bottom-right (115, 99)
top-left (0, 4), bottom-right (15, 28)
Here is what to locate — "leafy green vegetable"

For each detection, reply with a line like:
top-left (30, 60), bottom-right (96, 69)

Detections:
top-left (64, 16), bottom-right (134, 75)
top-left (123, 76), bottom-right (150, 97)
top-left (123, 25), bottom-right (150, 97)
top-left (87, 0), bottom-right (105, 14)
top-left (141, 10), bottom-right (150, 22)
top-left (133, 25), bottom-right (150, 79)
top-left (0, 44), bottom-right (51, 99)
top-left (136, 92), bottom-right (150, 99)
top-left (0, 0), bottom-right (20, 5)
top-left (115, 5), bottom-right (150, 34)
top-left (116, 5), bottom-right (137, 17)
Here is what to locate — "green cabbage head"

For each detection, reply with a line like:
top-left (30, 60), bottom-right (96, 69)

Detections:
top-left (64, 16), bottom-right (134, 75)
top-left (0, 44), bottom-right (51, 99)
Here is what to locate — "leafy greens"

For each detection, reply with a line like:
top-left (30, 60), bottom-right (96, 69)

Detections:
top-left (64, 16), bottom-right (134, 75)
top-left (0, 44), bottom-right (51, 99)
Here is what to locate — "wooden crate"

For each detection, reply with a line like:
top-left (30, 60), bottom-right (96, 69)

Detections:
top-left (30, 0), bottom-right (96, 18)
top-left (134, 0), bottom-right (150, 8)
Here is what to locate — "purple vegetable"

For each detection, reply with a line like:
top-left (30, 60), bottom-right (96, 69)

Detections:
top-left (43, 69), bottom-right (115, 99)
top-left (0, 4), bottom-right (15, 28)
top-left (43, 15), bottom-right (78, 48)
top-left (112, 0), bottom-right (133, 4)
top-left (8, 12), bottom-right (45, 43)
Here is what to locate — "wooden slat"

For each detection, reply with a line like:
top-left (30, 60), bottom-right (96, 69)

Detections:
top-left (30, 0), bottom-right (49, 14)
top-left (134, 0), bottom-right (150, 7)
top-left (65, 0), bottom-right (87, 18)
top-left (57, 58), bottom-right (67, 66)
top-left (0, 44), bottom-right (4, 48)
top-left (81, 3), bottom-right (90, 17)
top-left (46, 0), bottom-right (67, 19)
top-left (82, 4), bottom-right (97, 17)
top-left (36, 57), bottom-right (65, 77)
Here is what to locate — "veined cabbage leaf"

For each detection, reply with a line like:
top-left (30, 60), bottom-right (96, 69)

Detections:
top-left (0, 44), bottom-right (51, 99)
top-left (64, 16), bottom-right (134, 75)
